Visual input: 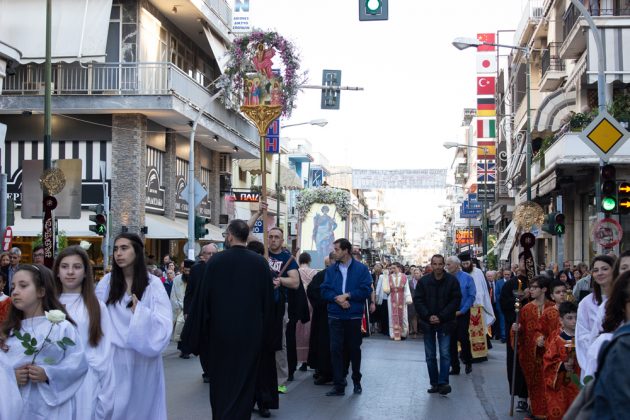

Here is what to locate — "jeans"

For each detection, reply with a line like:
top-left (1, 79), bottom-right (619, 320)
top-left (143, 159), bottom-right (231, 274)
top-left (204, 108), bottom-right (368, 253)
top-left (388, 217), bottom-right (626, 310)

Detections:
top-left (423, 325), bottom-right (451, 386)
top-left (329, 318), bottom-right (362, 389)
top-left (493, 303), bottom-right (506, 340)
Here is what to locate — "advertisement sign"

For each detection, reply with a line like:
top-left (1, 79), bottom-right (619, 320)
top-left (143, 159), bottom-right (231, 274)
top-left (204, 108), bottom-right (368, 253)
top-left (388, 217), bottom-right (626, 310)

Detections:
top-left (455, 229), bottom-right (474, 245)
top-left (230, 191), bottom-right (260, 202)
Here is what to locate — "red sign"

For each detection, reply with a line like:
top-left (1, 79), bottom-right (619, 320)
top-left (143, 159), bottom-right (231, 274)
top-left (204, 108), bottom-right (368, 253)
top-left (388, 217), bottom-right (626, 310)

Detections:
top-left (231, 191), bottom-right (261, 202)
top-left (592, 217), bottom-right (623, 248)
top-left (455, 229), bottom-right (474, 245)
top-left (2, 227), bottom-right (12, 252)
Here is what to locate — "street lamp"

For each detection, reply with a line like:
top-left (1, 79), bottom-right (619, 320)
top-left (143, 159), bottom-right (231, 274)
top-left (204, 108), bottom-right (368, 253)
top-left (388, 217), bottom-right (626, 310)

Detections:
top-left (444, 141), bottom-right (489, 259)
top-left (272, 119), bottom-right (328, 226)
top-left (452, 36), bottom-right (532, 202)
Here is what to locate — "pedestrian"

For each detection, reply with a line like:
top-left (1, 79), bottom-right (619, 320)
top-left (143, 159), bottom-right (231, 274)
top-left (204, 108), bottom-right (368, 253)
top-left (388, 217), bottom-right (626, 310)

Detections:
top-left (161, 268), bottom-right (173, 297)
top-left (31, 245), bottom-right (45, 265)
top-left (444, 255), bottom-right (476, 375)
top-left (539, 279), bottom-right (567, 348)
top-left (0, 264), bottom-right (88, 419)
top-left (375, 262), bottom-right (413, 340)
top-left (179, 243), bottom-right (218, 379)
top-left (95, 232), bottom-right (173, 420)
top-left (196, 220), bottom-right (275, 419)
top-left (306, 253), bottom-right (335, 385)
top-left (0, 271), bottom-right (10, 322)
top-left (493, 270), bottom-right (509, 342)
top-left (576, 254), bottom-right (615, 382)
top-left (171, 260), bottom-right (193, 353)
top-left (296, 252), bottom-right (317, 372)
top-left (407, 267), bottom-right (422, 338)
top-left (54, 245), bottom-right (115, 420)
top-left (374, 263), bottom-right (390, 335)
top-left (321, 238), bottom-right (372, 396)
top-left (572, 262), bottom-right (592, 303)
top-left (6, 247), bottom-right (21, 295)
top-left (511, 275), bottom-right (552, 419)
top-left (542, 301), bottom-right (580, 420)
top-left (286, 253), bottom-right (310, 382)
top-left (414, 254), bottom-right (461, 395)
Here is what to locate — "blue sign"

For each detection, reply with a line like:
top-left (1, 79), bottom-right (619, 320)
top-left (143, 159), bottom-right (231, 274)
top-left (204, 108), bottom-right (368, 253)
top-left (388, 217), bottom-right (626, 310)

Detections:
top-left (252, 219), bottom-right (263, 234)
top-left (311, 169), bottom-right (324, 187)
top-left (462, 200), bottom-right (482, 211)
top-left (265, 119), bottom-right (280, 153)
top-left (460, 205), bottom-right (480, 218)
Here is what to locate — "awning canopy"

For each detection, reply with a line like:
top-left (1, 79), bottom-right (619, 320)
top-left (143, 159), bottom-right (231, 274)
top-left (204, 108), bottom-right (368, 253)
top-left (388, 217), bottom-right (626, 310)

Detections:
top-left (145, 214), bottom-right (224, 241)
top-left (500, 222), bottom-right (518, 261)
top-left (13, 211), bottom-right (99, 237)
top-left (203, 26), bottom-right (228, 74)
top-left (239, 157), bottom-right (273, 175)
top-left (588, 27), bottom-right (630, 84)
top-left (534, 89), bottom-right (576, 132)
top-left (0, 0), bottom-right (112, 64)
top-left (280, 164), bottom-right (303, 190)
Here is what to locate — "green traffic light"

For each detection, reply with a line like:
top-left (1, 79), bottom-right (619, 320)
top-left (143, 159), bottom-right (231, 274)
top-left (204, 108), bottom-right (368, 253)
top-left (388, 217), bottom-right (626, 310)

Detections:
top-left (602, 196), bottom-right (617, 212)
top-left (366, 0), bottom-right (382, 14)
top-left (555, 224), bottom-right (565, 235)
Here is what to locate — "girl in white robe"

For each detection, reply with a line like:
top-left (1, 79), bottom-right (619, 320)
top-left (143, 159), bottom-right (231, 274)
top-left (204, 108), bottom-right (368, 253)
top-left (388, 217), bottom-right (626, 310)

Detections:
top-left (95, 233), bottom-right (172, 420)
top-left (0, 264), bottom-right (88, 420)
top-left (54, 246), bottom-right (115, 420)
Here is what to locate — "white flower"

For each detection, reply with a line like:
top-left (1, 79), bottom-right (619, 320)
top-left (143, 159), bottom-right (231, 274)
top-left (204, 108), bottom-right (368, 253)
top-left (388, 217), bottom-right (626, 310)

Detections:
top-left (79, 240), bottom-right (92, 250)
top-left (45, 310), bottom-right (66, 324)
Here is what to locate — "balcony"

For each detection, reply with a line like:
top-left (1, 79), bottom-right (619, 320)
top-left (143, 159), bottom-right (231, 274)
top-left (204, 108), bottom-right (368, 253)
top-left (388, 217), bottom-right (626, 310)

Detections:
top-left (513, 0), bottom-right (545, 47)
top-left (561, 3), bottom-right (630, 59)
top-left (0, 62), bottom-right (259, 156)
top-left (150, 0), bottom-right (232, 43)
top-left (539, 42), bottom-right (565, 92)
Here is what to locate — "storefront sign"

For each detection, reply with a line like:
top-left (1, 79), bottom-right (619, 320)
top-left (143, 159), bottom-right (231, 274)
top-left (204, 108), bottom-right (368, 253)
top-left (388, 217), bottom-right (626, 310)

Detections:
top-left (455, 229), bottom-right (474, 245)
top-left (145, 166), bottom-right (165, 212)
top-left (231, 191), bottom-right (260, 202)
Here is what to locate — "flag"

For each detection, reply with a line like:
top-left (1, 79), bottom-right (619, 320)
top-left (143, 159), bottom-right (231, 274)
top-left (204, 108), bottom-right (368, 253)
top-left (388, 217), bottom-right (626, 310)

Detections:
top-left (477, 160), bottom-right (496, 183)
top-left (477, 109), bottom-right (496, 117)
top-left (477, 33), bottom-right (496, 51)
top-left (477, 119), bottom-right (496, 138)
top-left (477, 52), bottom-right (497, 73)
top-left (477, 97), bottom-right (495, 111)
top-left (477, 76), bottom-right (495, 95)
top-left (477, 141), bottom-right (496, 159)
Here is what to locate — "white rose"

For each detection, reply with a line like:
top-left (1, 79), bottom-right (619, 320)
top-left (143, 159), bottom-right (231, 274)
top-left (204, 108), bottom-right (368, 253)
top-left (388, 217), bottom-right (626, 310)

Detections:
top-left (79, 240), bottom-right (92, 250)
top-left (45, 310), bottom-right (66, 324)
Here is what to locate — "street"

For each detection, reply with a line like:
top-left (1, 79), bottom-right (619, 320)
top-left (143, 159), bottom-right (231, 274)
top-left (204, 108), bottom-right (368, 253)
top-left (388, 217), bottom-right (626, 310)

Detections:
top-left (164, 335), bottom-right (529, 420)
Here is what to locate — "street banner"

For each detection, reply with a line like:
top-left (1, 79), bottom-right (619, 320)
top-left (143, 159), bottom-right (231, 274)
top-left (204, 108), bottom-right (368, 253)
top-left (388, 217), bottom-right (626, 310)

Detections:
top-left (477, 118), bottom-right (496, 138)
top-left (469, 305), bottom-right (489, 358)
top-left (351, 169), bottom-right (447, 189)
top-left (477, 76), bottom-right (495, 95)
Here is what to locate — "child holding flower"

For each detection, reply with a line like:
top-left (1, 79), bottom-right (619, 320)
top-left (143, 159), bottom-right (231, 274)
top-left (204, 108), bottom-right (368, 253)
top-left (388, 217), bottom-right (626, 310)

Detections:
top-left (0, 264), bottom-right (87, 419)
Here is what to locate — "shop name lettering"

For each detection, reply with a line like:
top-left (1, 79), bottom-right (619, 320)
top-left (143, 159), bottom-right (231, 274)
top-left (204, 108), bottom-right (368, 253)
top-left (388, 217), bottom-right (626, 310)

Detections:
top-left (233, 192), bottom-right (260, 202)
top-left (146, 196), bottom-right (163, 207)
top-left (176, 202), bottom-right (189, 212)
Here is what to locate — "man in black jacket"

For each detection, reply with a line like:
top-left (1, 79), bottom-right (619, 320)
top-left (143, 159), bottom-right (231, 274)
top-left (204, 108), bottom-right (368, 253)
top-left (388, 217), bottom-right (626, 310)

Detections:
top-left (414, 254), bottom-right (461, 396)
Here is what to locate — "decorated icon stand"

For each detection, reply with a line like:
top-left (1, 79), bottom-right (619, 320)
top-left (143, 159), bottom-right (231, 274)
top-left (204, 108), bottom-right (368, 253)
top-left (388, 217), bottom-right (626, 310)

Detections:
top-left (222, 30), bottom-right (304, 256)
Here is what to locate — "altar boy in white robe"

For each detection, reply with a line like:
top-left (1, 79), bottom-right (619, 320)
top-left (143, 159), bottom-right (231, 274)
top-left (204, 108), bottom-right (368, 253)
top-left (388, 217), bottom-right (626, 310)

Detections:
top-left (376, 262), bottom-right (413, 340)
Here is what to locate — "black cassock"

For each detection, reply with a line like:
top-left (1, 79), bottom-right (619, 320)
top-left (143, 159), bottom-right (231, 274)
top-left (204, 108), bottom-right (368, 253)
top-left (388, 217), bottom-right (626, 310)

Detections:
top-left (195, 245), bottom-right (274, 420)
top-left (306, 269), bottom-right (333, 379)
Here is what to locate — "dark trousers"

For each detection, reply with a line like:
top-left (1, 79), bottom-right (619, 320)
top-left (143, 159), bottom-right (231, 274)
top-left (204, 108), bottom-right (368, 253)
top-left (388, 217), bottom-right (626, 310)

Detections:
top-left (286, 319), bottom-right (297, 375)
top-left (329, 318), bottom-right (362, 390)
top-left (450, 311), bottom-right (472, 369)
top-left (424, 325), bottom-right (451, 386)
top-left (200, 349), bottom-right (210, 377)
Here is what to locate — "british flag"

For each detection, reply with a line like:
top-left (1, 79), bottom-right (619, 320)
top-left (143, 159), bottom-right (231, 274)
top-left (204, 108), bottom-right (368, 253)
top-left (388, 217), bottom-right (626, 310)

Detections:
top-left (477, 160), bottom-right (496, 183)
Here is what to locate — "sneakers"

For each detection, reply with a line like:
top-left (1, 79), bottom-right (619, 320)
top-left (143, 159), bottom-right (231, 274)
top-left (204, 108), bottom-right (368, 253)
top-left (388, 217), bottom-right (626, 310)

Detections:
top-left (438, 384), bottom-right (452, 395)
top-left (516, 400), bottom-right (529, 412)
top-left (277, 385), bottom-right (287, 394)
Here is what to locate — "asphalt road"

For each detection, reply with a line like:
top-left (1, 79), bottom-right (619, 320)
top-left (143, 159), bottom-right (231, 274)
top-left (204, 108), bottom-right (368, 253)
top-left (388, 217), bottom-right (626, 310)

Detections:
top-left (164, 335), bottom-right (530, 420)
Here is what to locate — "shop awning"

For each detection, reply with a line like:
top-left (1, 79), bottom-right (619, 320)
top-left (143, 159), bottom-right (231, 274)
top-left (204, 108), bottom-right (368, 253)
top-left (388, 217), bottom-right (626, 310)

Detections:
top-left (0, 0), bottom-right (112, 63)
top-left (280, 164), bottom-right (303, 190)
top-left (145, 214), bottom-right (188, 239)
top-left (534, 89), bottom-right (576, 132)
top-left (588, 27), bottom-right (630, 84)
top-left (500, 223), bottom-right (518, 262)
top-left (487, 221), bottom-right (514, 256)
top-left (203, 26), bottom-right (228, 74)
top-left (239, 157), bottom-right (273, 174)
top-left (13, 211), bottom-right (99, 237)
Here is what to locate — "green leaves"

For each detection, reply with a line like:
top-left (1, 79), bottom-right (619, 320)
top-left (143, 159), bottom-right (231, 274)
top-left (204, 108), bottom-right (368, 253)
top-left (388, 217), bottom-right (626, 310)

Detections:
top-left (43, 357), bottom-right (56, 365)
top-left (61, 337), bottom-right (75, 346)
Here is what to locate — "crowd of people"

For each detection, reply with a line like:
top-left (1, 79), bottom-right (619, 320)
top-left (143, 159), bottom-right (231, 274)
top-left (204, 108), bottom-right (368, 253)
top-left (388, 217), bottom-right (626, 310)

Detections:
top-left (1, 212), bottom-right (630, 419)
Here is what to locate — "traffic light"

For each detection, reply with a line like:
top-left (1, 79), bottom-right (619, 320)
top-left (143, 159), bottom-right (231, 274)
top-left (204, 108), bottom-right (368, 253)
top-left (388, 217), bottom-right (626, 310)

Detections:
top-left (542, 211), bottom-right (566, 236)
top-left (359, 0), bottom-right (388, 20)
top-left (194, 215), bottom-right (210, 240)
top-left (601, 164), bottom-right (617, 214)
top-left (88, 204), bottom-right (107, 236)
top-left (619, 181), bottom-right (630, 215)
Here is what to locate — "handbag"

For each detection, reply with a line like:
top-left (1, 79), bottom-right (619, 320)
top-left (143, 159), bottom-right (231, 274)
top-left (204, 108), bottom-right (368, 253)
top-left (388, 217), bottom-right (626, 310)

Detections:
top-left (563, 329), bottom-right (630, 419)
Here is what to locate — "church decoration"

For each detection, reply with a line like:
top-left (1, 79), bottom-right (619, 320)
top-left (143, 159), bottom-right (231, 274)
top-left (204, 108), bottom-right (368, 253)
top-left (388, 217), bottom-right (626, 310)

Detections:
top-left (296, 187), bottom-right (351, 222)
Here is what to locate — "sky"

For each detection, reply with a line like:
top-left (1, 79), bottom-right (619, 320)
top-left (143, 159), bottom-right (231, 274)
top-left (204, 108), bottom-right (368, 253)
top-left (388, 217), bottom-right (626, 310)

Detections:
top-left (248, 0), bottom-right (527, 237)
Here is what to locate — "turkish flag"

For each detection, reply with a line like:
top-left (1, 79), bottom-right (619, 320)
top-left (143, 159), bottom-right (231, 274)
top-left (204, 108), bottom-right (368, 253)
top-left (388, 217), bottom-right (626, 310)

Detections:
top-left (477, 33), bottom-right (496, 51)
top-left (477, 77), bottom-right (495, 95)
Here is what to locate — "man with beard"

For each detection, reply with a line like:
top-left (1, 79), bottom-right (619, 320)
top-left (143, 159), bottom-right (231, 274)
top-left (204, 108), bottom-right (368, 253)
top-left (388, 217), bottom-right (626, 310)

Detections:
top-left (458, 253), bottom-right (495, 361)
top-left (197, 219), bottom-right (274, 419)
top-left (172, 259), bottom-right (194, 358)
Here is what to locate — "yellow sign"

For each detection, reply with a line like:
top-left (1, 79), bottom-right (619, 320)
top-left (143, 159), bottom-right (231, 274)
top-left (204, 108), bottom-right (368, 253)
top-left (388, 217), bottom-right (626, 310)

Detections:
top-left (579, 111), bottom-right (630, 160)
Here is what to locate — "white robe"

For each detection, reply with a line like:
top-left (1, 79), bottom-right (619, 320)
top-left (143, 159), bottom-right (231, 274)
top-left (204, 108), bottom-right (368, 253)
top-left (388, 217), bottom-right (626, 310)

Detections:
top-left (469, 267), bottom-right (495, 328)
top-left (0, 350), bottom-right (24, 419)
top-left (170, 275), bottom-right (186, 342)
top-left (59, 293), bottom-right (115, 420)
top-left (95, 274), bottom-right (172, 420)
top-left (1, 316), bottom-right (88, 420)
top-left (576, 293), bottom-right (606, 381)
top-left (376, 273), bottom-right (412, 338)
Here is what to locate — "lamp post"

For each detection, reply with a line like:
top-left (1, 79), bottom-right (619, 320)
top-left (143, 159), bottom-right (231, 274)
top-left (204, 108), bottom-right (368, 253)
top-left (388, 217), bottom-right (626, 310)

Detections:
top-left (444, 141), bottom-right (489, 259)
top-left (275, 119), bottom-right (328, 226)
top-left (452, 37), bottom-right (532, 202)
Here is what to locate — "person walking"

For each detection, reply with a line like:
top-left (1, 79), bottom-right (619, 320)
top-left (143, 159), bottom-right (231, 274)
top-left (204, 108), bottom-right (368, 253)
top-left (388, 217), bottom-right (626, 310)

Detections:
top-left (195, 220), bottom-right (274, 419)
top-left (320, 238), bottom-right (372, 396)
top-left (414, 254), bottom-right (461, 396)
top-left (296, 252), bottom-right (317, 372)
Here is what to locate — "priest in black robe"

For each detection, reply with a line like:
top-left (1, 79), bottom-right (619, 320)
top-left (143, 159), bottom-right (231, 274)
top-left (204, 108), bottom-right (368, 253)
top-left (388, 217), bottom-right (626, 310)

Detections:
top-left (196, 219), bottom-right (274, 420)
top-left (307, 253), bottom-right (334, 384)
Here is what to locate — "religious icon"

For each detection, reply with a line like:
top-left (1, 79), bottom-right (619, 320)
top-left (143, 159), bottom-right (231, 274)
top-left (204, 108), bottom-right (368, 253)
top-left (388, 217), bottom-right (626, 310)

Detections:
top-left (252, 43), bottom-right (276, 80)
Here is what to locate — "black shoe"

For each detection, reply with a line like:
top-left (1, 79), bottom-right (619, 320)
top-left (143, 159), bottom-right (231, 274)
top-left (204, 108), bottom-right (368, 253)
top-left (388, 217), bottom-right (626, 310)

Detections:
top-left (449, 367), bottom-right (460, 375)
top-left (259, 407), bottom-right (271, 418)
top-left (314, 376), bottom-right (333, 385)
top-left (515, 401), bottom-right (528, 412)
top-left (202, 374), bottom-right (210, 383)
top-left (179, 353), bottom-right (190, 359)
top-left (299, 363), bottom-right (308, 372)
top-left (427, 385), bottom-right (440, 393)
top-left (438, 384), bottom-right (452, 395)
top-left (325, 388), bottom-right (345, 396)
top-left (287, 373), bottom-right (294, 382)
top-left (465, 364), bottom-right (472, 374)
top-left (353, 383), bottom-right (362, 394)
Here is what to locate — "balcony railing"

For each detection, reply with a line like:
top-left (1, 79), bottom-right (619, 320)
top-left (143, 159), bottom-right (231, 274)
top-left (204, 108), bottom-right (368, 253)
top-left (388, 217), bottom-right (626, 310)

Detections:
top-left (541, 42), bottom-right (565, 76)
top-left (563, 3), bottom-right (630, 40)
top-left (513, 0), bottom-right (545, 46)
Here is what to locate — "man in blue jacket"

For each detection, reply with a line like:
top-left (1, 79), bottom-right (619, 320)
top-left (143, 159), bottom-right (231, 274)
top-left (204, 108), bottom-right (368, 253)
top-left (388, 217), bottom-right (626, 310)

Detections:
top-left (321, 238), bottom-right (372, 396)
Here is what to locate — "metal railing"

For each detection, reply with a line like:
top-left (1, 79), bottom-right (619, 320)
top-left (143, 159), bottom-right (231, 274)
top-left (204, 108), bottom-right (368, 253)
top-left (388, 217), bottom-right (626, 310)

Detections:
top-left (513, 0), bottom-right (545, 46)
top-left (564, 3), bottom-right (630, 40)
top-left (541, 42), bottom-right (565, 76)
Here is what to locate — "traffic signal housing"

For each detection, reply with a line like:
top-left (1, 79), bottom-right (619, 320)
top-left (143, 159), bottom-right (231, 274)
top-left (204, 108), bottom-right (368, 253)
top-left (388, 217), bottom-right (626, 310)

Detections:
top-left (619, 181), bottom-right (630, 215)
top-left (542, 211), bottom-right (566, 236)
top-left (359, 0), bottom-right (388, 21)
top-left (195, 215), bottom-right (210, 240)
top-left (88, 204), bottom-right (107, 236)
top-left (601, 164), bottom-right (618, 214)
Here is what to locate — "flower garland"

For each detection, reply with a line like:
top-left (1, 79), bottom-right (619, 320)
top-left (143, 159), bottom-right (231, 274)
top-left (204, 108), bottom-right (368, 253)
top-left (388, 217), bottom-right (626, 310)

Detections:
top-left (296, 187), bottom-right (351, 221)
top-left (218, 29), bottom-right (306, 118)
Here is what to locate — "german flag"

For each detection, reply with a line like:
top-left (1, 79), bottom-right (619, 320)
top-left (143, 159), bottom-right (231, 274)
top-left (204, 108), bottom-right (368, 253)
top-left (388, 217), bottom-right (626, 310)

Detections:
top-left (477, 97), bottom-right (496, 117)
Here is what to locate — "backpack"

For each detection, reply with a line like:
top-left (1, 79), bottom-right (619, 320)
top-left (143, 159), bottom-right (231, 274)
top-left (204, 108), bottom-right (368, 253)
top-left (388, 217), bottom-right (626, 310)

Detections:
top-left (563, 328), bottom-right (630, 420)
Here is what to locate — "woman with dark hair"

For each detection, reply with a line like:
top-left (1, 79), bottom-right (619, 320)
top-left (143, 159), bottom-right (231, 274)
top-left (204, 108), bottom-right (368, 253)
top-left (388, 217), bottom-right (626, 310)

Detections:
top-left (95, 233), bottom-right (172, 420)
top-left (55, 245), bottom-right (114, 420)
top-left (296, 252), bottom-right (316, 372)
top-left (576, 254), bottom-right (615, 382)
top-left (0, 264), bottom-right (88, 419)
